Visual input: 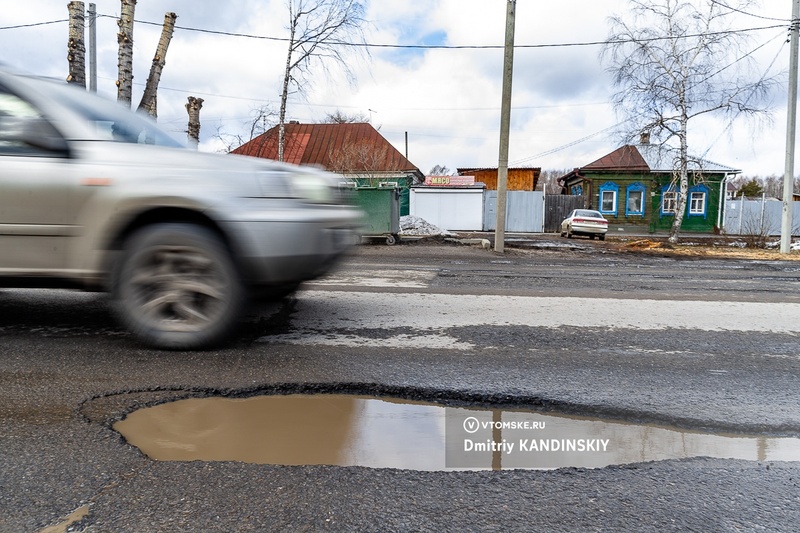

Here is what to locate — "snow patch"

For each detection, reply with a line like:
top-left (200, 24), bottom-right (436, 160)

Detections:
top-left (399, 215), bottom-right (457, 237)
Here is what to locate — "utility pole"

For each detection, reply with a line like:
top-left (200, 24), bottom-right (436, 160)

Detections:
top-left (781, 0), bottom-right (800, 254)
top-left (88, 3), bottom-right (97, 92)
top-left (494, 0), bottom-right (516, 253)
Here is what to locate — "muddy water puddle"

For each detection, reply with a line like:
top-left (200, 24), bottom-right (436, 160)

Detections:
top-left (114, 394), bottom-right (800, 471)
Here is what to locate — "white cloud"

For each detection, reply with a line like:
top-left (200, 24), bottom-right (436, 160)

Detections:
top-left (1, 0), bottom-right (794, 176)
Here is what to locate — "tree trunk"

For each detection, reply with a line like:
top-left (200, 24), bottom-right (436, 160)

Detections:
top-left (138, 12), bottom-right (177, 119)
top-left (668, 97), bottom-right (690, 244)
top-left (66, 1), bottom-right (86, 87)
top-left (116, 0), bottom-right (136, 105)
top-left (278, 12), bottom-right (298, 163)
top-left (186, 96), bottom-right (204, 150)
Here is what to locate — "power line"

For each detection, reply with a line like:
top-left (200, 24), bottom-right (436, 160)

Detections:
top-left (510, 122), bottom-right (626, 166)
top-left (90, 13), bottom-right (786, 51)
top-left (708, 0), bottom-right (791, 23)
top-left (0, 19), bottom-right (67, 30)
top-left (2, 13), bottom-right (788, 51)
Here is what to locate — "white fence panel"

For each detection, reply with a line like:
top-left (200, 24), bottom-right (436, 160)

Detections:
top-left (724, 198), bottom-right (800, 236)
top-left (409, 188), bottom-right (484, 231)
top-left (483, 191), bottom-right (544, 232)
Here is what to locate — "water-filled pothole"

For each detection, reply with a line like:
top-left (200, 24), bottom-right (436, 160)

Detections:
top-left (114, 394), bottom-right (800, 471)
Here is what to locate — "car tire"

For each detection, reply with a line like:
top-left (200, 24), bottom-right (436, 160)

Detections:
top-left (566, 228), bottom-right (572, 239)
top-left (599, 234), bottom-right (606, 241)
top-left (112, 223), bottom-right (244, 350)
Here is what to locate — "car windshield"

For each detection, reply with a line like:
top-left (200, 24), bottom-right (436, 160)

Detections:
top-left (575, 210), bottom-right (603, 218)
top-left (33, 78), bottom-right (184, 148)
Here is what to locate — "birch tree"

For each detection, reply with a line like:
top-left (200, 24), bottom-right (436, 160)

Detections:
top-left (278, 0), bottom-right (369, 162)
top-left (603, 0), bottom-right (775, 243)
top-left (116, 0), bottom-right (136, 104)
top-left (138, 12), bottom-right (178, 118)
top-left (66, 1), bottom-right (86, 87)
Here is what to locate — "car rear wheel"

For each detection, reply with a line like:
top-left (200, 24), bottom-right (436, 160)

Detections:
top-left (112, 223), bottom-right (244, 350)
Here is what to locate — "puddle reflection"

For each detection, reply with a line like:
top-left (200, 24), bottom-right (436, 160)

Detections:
top-left (114, 394), bottom-right (800, 471)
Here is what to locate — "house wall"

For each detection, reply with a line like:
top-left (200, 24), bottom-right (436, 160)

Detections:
top-left (409, 187), bottom-right (484, 231)
top-left (649, 174), bottom-right (724, 233)
top-left (464, 169), bottom-right (539, 191)
top-left (579, 172), bottom-right (725, 233)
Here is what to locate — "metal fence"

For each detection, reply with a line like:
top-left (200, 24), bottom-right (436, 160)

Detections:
top-left (724, 197), bottom-right (800, 236)
top-left (483, 191), bottom-right (544, 232)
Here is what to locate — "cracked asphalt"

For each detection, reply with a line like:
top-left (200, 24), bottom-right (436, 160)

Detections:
top-left (1, 238), bottom-right (799, 532)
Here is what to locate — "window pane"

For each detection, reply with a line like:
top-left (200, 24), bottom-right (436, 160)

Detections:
top-left (601, 191), bottom-right (615, 212)
top-left (690, 192), bottom-right (705, 214)
top-left (662, 192), bottom-right (677, 213)
top-left (628, 191), bottom-right (643, 213)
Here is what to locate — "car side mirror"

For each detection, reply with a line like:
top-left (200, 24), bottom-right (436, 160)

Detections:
top-left (11, 117), bottom-right (70, 155)
top-left (23, 117), bottom-right (70, 155)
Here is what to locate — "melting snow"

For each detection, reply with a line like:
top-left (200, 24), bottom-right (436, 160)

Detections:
top-left (399, 215), bottom-right (457, 237)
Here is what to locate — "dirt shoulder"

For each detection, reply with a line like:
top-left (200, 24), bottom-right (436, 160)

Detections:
top-left (606, 236), bottom-right (800, 261)
top-left (437, 231), bottom-right (800, 261)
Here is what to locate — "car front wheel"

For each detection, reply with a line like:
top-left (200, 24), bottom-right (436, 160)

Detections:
top-left (112, 223), bottom-right (244, 350)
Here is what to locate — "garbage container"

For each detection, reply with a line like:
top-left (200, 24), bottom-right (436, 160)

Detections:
top-left (355, 187), bottom-right (401, 245)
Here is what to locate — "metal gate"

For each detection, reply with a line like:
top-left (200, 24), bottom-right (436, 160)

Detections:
top-left (544, 195), bottom-right (585, 233)
top-left (483, 191), bottom-right (544, 232)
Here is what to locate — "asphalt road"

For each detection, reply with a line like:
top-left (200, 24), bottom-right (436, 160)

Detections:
top-left (1, 238), bottom-right (799, 532)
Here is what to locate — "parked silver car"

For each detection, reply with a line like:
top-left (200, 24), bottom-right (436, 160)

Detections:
top-left (560, 209), bottom-right (608, 240)
top-left (0, 67), bottom-right (362, 349)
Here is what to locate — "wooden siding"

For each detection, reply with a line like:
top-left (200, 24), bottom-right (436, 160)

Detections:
top-left (457, 168), bottom-right (540, 191)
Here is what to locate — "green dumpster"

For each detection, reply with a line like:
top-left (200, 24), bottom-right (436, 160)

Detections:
top-left (355, 187), bottom-right (401, 245)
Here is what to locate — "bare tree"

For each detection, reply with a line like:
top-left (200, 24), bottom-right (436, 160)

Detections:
top-left (327, 136), bottom-right (403, 186)
top-left (116, 0), bottom-right (136, 104)
top-left (320, 109), bottom-right (370, 123)
top-left (138, 12), bottom-right (178, 118)
top-left (539, 169), bottom-right (571, 194)
top-left (603, 0), bottom-right (775, 243)
top-left (67, 1), bottom-right (86, 87)
top-left (214, 105), bottom-right (277, 153)
top-left (278, 0), bottom-right (369, 162)
top-left (428, 165), bottom-right (453, 176)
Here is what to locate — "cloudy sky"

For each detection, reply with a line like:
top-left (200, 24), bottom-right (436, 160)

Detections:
top-left (0, 0), bottom-right (794, 177)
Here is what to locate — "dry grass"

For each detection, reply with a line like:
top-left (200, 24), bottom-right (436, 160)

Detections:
top-left (612, 238), bottom-right (800, 261)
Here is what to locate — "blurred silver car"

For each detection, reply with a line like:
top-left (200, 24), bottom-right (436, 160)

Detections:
top-left (0, 67), bottom-right (362, 349)
top-left (560, 209), bottom-right (608, 240)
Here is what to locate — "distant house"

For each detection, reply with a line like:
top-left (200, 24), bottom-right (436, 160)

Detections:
top-left (558, 140), bottom-right (740, 233)
top-left (456, 167), bottom-right (541, 191)
top-left (232, 122), bottom-right (423, 215)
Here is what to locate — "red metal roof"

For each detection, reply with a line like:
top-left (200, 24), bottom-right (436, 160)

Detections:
top-left (231, 122), bottom-right (420, 173)
top-left (581, 145), bottom-right (649, 172)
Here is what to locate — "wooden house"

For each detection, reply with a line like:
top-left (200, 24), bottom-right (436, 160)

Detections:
top-left (558, 142), bottom-right (740, 233)
top-left (232, 122), bottom-right (423, 215)
top-left (456, 167), bottom-right (541, 191)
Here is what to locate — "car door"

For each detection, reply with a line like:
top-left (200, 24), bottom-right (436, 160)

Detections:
top-left (0, 86), bottom-right (74, 271)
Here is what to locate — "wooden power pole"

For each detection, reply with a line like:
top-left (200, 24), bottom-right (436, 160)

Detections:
top-left (494, 0), bottom-right (516, 253)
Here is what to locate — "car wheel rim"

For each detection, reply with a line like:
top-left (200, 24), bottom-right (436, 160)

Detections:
top-left (127, 244), bottom-right (230, 332)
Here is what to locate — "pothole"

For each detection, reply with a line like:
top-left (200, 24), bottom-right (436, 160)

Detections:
top-left (114, 394), bottom-right (800, 471)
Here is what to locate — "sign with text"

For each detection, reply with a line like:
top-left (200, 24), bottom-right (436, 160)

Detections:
top-left (424, 175), bottom-right (476, 186)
